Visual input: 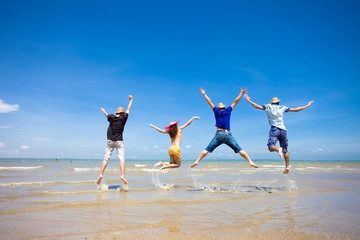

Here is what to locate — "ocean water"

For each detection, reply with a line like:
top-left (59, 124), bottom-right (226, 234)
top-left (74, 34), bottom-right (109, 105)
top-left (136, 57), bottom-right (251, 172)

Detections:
top-left (0, 158), bottom-right (359, 239)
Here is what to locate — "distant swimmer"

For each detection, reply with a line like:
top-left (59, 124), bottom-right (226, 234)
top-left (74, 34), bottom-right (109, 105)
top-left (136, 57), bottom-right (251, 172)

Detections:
top-left (96, 95), bottom-right (133, 186)
top-left (244, 94), bottom-right (313, 174)
top-left (190, 88), bottom-right (258, 169)
top-left (150, 116), bottom-right (199, 170)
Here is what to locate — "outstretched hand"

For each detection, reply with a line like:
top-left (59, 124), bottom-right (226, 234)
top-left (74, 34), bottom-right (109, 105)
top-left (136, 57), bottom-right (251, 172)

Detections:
top-left (193, 116), bottom-right (200, 120)
top-left (240, 87), bottom-right (247, 95)
top-left (199, 88), bottom-right (206, 96)
top-left (149, 124), bottom-right (154, 128)
top-left (100, 107), bottom-right (106, 113)
top-left (308, 100), bottom-right (314, 106)
top-left (244, 94), bottom-right (250, 101)
top-left (129, 95), bottom-right (133, 100)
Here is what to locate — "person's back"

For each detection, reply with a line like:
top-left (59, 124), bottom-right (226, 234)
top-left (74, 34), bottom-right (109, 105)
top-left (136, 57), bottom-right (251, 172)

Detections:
top-left (191, 88), bottom-right (258, 169)
top-left (263, 104), bottom-right (289, 130)
top-left (170, 131), bottom-right (182, 147)
top-left (213, 106), bottom-right (232, 130)
top-left (96, 95), bottom-right (133, 186)
top-left (107, 113), bottom-right (128, 141)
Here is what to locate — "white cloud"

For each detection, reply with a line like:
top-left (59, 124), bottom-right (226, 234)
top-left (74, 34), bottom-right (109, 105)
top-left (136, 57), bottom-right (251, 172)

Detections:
top-left (0, 142), bottom-right (4, 147)
top-left (21, 145), bottom-right (29, 149)
top-left (0, 99), bottom-right (19, 113)
top-left (186, 145), bottom-right (191, 149)
top-left (152, 145), bottom-right (158, 149)
top-left (143, 147), bottom-right (149, 150)
top-left (33, 137), bottom-right (52, 142)
top-left (239, 68), bottom-right (267, 80)
top-left (0, 125), bottom-right (10, 129)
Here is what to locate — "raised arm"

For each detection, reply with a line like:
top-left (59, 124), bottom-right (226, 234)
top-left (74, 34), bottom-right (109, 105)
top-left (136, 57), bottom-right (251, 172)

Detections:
top-left (126, 95), bottom-right (133, 114)
top-left (100, 108), bottom-right (108, 117)
top-left (287, 101), bottom-right (314, 112)
top-left (231, 87), bottom-right (247, 109)
top-left (200, 88), bottom-right (215, 109)
top-left (244, 95), bottom-right (265, 110)
top-left (150, 124), bottom-right (167, 134)
top-left (179, 116), bottom-right (200, 130)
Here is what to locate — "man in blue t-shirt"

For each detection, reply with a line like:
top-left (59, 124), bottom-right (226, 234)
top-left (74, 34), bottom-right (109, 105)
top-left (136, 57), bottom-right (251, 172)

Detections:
top-left (96, 95), bottom-right (133, 186)
top-left (190, 88), bottom-right (258, 169)
top-left (244, 95), bottom-right (313, 174)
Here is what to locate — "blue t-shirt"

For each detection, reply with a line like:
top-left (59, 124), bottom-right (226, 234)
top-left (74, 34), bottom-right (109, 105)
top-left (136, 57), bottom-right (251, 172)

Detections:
top-left (213, 106), bottom-right (232, 130)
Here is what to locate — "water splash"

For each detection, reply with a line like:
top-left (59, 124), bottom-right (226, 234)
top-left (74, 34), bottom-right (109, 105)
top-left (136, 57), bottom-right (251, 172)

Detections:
top-left (152, 167), bottom-right (174, 190)
top-left (191, 174), bottom-right (234, 192)
top-left (287, 178), bottom-right (297, 192)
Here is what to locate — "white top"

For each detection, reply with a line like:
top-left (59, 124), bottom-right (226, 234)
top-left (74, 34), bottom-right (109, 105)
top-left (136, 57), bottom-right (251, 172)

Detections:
top-left (263, 104), bottom-right (290, 130)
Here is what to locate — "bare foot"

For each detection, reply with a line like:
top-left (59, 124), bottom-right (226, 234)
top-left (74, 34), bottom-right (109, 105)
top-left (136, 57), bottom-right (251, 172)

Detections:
top-left (120, 176), bottom-right (128, 185)
top-left (250, 162), bottom-right (258, 168)
top-left (190, 161), bottom-right (198, 168)
top-left (154, 161), bottom-right (163, 167)
top-left (277, 147), bottom-right (283, 159)
top-left (283, 168), bottom-right (289, 174)
top-left (96, 175), bottom-right (103, 185)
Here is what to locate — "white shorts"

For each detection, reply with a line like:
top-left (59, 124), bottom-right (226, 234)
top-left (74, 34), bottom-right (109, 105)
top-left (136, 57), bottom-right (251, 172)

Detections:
top-left (104, 140), bottom-right (125, 162)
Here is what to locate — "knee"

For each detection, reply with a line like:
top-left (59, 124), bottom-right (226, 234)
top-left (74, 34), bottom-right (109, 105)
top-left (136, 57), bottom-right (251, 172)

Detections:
top-left (201, 150), bottom-right (208, 157)
top-left (102, 160), bottom-right (109, 166)
top-left (239, 150), bottom-right (246, 156)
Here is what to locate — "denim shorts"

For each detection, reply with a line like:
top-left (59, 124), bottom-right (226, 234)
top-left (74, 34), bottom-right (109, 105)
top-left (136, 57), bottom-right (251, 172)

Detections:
top-left (205, 130), bottom-right (243, 153)
top-left (267, 126), bottom-right (288, 152)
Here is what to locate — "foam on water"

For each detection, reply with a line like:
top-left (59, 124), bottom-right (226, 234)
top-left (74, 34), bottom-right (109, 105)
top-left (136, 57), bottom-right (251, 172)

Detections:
top-left (73, 167), bottom-right (118, 172)
top-left (0, 180), bottom-right (94, 187)
top-left (134, 164), bottom-right (146, 167)
top-left (0, 166), bottom-right (44, 171)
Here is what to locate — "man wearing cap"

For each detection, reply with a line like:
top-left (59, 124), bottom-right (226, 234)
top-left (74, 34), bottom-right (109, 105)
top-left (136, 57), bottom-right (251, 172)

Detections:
top-left (244, 94), bottom-right (313, 174)
top-left (96, 95), bottom-right (133, 186)
top-left (190, 88), bottom-right (258, 169)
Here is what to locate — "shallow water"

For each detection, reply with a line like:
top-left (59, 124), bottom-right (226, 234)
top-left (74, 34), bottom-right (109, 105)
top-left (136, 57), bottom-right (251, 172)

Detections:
top-left (0, 158), bottom-right (359, 239)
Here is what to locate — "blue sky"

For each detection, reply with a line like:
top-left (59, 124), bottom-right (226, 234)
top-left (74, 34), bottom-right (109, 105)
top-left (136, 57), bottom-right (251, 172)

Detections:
top-left (0, 0), bottom-right (359, 161)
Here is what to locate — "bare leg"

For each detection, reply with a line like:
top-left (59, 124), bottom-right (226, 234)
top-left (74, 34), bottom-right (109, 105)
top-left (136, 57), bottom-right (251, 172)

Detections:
top-left (283, 152), bottom-right (290, 174)
top-left (97, 160), bottom-right (108, 185)
top-left (190, 150), bottom-right (208, 168)
top-left (269, 145), bottom-right (283, 159)
top-left (154, 161), bottom-right (164, 167)
top-left (239, 150), bottom-right (258, 168)
top-left (162, 155), bottom-right (181, 170)
top-left (119, 161), bottom-right (128, 185)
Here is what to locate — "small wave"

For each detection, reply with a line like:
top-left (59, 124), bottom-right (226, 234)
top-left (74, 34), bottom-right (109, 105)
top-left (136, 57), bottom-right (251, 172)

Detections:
top-left (140, 168), bottom-right (165, 173)
top-left (134, 164), bottom-right (146, 168)
top-left (42, 190), bottom-right (99, 195)
top-left (190, 168), bottom-right (221, 172)
top-left (73, 167), bottom-right (100, 172)
top-left (0, 180), bottom-right (95, 187)
top-left (0, 166), bottom-right (44, 171)
top-left (261, 165), bottom-right (286, 168)
top-left (73, 168), bottom-right (118, 172)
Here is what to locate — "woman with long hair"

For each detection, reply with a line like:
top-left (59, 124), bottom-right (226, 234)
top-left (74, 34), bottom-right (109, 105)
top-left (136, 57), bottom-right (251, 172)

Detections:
top-left (150, 116), bottom-right (199, 170)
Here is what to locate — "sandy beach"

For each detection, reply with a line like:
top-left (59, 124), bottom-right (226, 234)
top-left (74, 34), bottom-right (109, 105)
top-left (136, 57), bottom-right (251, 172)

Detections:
top-left (0, 159), bottom-right (359, 239)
